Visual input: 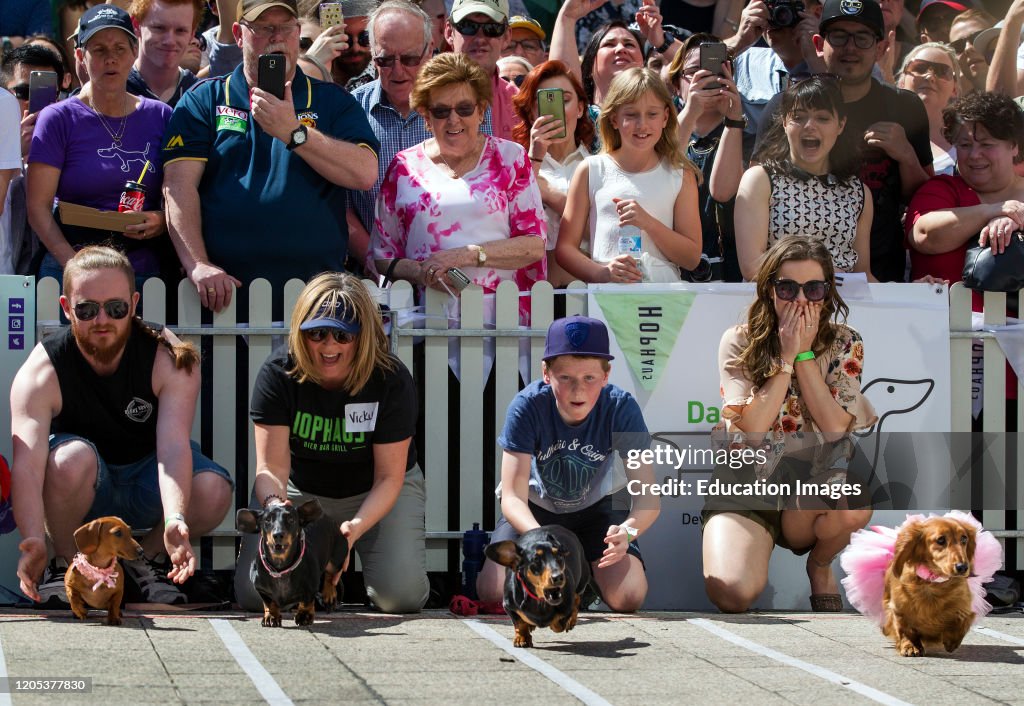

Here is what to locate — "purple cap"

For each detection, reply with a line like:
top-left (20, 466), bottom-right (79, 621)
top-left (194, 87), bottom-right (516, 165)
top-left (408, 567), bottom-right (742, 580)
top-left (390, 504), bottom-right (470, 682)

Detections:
top-left (298, 299), bottom-right (361, 334)
top-left (543, 316), bottom-right (614, 361)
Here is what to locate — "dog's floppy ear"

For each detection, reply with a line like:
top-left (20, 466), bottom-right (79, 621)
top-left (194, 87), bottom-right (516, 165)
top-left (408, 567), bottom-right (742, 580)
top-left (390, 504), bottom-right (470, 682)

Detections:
top-left (297, 499), bottom-right (323, 526)
top-left (236, 508), bottom-right (261, 534)
top-left (485, 541), bottom-right (522, 569)
top-left (959, 520), bottom-right (977, 562)
top-left (73, 519), bottom-right (105, 554)
top-left (892, 520), bottom-right (923, 576)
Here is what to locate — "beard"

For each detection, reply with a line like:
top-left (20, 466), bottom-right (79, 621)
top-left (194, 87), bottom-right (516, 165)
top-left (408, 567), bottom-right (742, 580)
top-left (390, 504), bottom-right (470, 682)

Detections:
top-left (72, 319), bottom-right (132, 366)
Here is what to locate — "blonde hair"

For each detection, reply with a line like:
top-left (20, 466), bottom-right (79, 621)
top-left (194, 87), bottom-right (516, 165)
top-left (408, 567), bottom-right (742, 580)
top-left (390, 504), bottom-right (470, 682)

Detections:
top-left (597, 67), bottom-right (699, 178)
top-left (897, 42), bottom-right (962, 97)
top-left (63, 245), bottom-right (199, 374)
top-left (410, 52), bottom-right (492, 115)
top-left (287, 272), bottom-right (396, 393)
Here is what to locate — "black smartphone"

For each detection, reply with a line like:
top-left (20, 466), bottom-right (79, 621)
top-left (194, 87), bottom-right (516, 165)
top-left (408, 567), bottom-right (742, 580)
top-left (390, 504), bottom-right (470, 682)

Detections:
top-left (28, 71), bottom-right (59, 114)
top-left (699, 43), bottom-right (728, 80)
top-left (258, 53), bottom-right (286, 100)
top-left (536, 87), bottom-right (566, 140)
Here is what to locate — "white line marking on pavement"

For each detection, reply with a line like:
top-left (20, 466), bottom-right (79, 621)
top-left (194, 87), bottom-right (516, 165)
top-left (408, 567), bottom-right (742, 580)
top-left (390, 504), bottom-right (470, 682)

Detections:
top-left (975, 626), bottom-right (1024, 646)
top-left (688, 618), bottom-right (913, 706)
top-left (209, 619), bottom-right (293, 706)
top-left (0, 633), bottom-right (11, 706)
top-left (463, 619), bottom-right (615, 706)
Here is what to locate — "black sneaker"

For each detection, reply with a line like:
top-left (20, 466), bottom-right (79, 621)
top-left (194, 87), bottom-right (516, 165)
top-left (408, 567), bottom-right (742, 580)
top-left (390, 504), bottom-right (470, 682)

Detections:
top-left (123, 555), bottom-right (187, 605)
top-left (36, 557), bottom-right (70, 607)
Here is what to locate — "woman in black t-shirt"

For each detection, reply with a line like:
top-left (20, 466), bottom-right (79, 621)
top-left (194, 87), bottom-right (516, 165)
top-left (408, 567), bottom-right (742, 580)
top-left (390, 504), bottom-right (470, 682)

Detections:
top-left (234, 272), bottom-right (428, 614)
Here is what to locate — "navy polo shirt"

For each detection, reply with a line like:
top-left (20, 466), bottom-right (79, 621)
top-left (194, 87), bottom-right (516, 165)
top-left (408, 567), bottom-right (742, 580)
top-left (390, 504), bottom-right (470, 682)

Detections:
top-left (162, 64), bottom-right (380, 300)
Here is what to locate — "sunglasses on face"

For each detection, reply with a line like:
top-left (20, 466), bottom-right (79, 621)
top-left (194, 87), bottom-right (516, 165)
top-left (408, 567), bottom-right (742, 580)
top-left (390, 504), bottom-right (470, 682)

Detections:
top-left (347, 30), bottom-right (370, 48)
top-left (299, 36), bottom-right (313, 51)
top-left (304, 327), bottom-right (356, 343)
top-left (772, 278), bottom-right (830, 302)
top-left (824, 29), bottom-right (877, 50)
top-left (949, 29), bottom-right (983, 54)
top-left (502, 74), bottom-right (525, 87)
top-left (10, 83), bottom-right (29, 100)
top-left (373, 43), bottom-right (429, 68)
top-left (73, 299), bottom-right (131, 321)
top-left (904, 58), bottom-right (954, 81)
top-left (427, 101), bottom-right (477, 119)
top-left (454, 19), bottom-right (507, 38)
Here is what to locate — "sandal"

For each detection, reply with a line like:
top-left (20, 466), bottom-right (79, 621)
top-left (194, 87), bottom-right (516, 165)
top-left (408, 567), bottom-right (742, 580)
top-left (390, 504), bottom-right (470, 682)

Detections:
top-left (810, 593), bottom-right (843, 612)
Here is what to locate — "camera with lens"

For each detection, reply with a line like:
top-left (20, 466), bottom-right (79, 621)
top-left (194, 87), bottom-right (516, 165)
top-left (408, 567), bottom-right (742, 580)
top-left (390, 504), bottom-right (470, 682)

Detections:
top-left (766, 0), bottom-right (804, 29)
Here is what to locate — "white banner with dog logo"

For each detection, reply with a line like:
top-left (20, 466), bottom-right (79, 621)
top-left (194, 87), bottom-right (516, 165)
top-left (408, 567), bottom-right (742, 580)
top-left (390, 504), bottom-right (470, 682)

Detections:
top-left (587, 282), bottom-right (951, 609)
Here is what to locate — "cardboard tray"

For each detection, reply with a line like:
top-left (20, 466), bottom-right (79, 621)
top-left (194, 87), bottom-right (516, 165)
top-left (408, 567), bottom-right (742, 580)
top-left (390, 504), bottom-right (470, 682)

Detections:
top-left (58, 201), bottom-right (146, 233)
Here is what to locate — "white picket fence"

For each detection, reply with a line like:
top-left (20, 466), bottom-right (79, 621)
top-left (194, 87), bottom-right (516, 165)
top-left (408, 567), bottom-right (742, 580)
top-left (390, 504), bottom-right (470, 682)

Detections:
top-left (34, 279), bottom-right (1023, 571)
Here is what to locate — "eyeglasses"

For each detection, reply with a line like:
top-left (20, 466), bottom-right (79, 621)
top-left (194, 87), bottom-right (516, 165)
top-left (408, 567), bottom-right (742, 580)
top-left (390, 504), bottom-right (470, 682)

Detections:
top-left (950, 29), bottom-right (984, 54)
top-left (73, 299), bottom-right (131, 321)
top-left (502, 74), bottom-right (525, 87)
top-left (347, 30), bottom-right (370, 48)
top-left (506, 38), bottom-right (541, 52)
top-left (373, 42), bottom-right (429, 68)
top-left (299, 36), bottom-right (313, 51)
top-left (772, 279), bottom-right (830, 302)
top-left (904, 59), bottom-right (954, 81)
top-left (454, 19), bottom-right (507, 38)
top-left (10, 83), bottom-right (29, 100)
top-left (824, 30), bottom-right (878, 50)
top-left (304, 327), bottom-right (357, 344)
top-left (427, 101), bottom-right (477, 119)
top-left (240, 21), bottom-right (301, 39)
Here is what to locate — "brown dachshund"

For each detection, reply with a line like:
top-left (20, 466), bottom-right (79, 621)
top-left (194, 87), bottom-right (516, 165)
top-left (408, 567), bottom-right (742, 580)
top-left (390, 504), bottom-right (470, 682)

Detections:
top-left (883, 516), bottom-right (977, 657)
top-left (64, 516), bottom-right (144, 626)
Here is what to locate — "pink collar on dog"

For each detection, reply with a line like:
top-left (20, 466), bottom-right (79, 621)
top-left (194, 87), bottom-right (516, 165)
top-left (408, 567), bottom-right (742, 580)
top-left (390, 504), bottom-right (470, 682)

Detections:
top-left (71, 553), bottom-right (119, 591)
top-left (915, 565), bottom-right (950, 583)
top-left (259, 532), bottom-right (306, 578)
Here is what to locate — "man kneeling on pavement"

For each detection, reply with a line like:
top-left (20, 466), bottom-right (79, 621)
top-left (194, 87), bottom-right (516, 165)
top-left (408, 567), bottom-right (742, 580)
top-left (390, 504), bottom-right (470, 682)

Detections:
top-left (11, 246), bottom-right (234, 606)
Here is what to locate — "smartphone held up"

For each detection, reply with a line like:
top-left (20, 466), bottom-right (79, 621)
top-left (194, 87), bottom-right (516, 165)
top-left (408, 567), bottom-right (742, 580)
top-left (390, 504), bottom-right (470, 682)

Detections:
top-left (536, 88), bottom-right (566, 140)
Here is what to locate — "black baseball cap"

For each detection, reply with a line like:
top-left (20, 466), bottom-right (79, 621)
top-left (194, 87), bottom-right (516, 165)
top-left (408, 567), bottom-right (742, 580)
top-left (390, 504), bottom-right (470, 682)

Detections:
top-left (819, 0), bottom-right (885, 40)
top-left (77, 4), bottom-right (137, 48)
top-left (543, 316), bottom-right (614, 362)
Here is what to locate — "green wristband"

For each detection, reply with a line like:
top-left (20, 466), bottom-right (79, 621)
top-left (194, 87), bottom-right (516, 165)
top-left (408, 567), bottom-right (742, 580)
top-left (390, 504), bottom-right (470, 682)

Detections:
top-left (164, 513), bottom-right (186, 527)
top-left (794, 351), bottom-right (815, 362)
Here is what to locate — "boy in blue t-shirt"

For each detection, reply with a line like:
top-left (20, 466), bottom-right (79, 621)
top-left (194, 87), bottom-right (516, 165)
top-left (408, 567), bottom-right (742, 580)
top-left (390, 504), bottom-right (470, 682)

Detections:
top-left (476, 316), bottom-right (659, 612)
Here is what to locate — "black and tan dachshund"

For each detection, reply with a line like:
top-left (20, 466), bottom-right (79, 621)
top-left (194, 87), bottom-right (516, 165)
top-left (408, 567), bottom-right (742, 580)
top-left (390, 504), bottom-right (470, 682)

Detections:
top-left (485, 525), bottom-right (591, 648)
top-left (236, 499), bottom-right (348, 627)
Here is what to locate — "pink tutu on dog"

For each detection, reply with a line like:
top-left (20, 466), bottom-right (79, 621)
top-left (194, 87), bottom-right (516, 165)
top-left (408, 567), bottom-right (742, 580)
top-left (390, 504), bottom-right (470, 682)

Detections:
top-left (840, 511), bottom-right (1003, 626)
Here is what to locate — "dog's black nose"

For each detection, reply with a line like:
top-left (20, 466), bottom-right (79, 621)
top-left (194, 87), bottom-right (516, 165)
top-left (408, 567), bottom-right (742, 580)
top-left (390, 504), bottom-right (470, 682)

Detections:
top-left (954, 562), bottom-right (969, 575)
top-left (550, 571), bottom-right (564, 585)
top-left (273, 531), bottom-right (285, 542)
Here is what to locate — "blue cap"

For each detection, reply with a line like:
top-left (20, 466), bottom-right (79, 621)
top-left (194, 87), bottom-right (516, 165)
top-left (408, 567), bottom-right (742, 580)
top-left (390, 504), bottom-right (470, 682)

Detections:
top-left (77, 5), bottom-right (136, 48)
top-left (298, 299), bottom-right (362, 334)
top-left (543, 316), bottom-right (614, 361)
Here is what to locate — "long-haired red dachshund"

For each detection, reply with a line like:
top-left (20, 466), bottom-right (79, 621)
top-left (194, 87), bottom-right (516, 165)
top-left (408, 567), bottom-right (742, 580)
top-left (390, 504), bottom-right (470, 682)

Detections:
top-left (883, 516), bottom-right (977, 657)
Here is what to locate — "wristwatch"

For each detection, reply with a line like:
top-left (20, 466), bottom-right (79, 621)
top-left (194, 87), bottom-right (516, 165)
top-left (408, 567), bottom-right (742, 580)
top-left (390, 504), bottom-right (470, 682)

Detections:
top-left (723, 116), bottom-right (748, 129)
top-left (770, 357), bottom-right (794, 377)
top-left (470, 244), bottom-right (487, 267)
top-left (654, 31), bottom-right (674, 54)
top-left (286, 124), bottom-right (308, 151)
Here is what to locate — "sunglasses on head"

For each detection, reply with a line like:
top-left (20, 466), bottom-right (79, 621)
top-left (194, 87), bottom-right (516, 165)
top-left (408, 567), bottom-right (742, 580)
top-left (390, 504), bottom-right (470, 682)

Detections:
top-left (10, 83), bottom-right (29, 100)
top-left (772, 279), bottom-right (830, 302)
top-left (454, 19), bottom-right (507, 38)
top-left (904, 58), bottom-right (954, 80)
top-left (73, 299), bottom-right (131, 321)
top-left (427, 101), bottom-right (477, 119)
top-left (949, 29), bottom-right (984, 54)
top-left (304, 327), bottom-right (356, 344)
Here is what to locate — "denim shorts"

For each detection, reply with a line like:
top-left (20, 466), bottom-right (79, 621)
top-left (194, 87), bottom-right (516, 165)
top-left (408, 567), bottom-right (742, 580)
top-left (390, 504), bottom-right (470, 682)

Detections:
top-left (48, 433), bottom-right (234, 529)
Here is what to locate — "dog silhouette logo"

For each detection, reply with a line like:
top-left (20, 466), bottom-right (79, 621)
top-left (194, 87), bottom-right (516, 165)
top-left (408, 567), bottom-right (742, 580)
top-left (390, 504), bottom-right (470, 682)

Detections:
top-left (97, 142), bottom-right (151, 173)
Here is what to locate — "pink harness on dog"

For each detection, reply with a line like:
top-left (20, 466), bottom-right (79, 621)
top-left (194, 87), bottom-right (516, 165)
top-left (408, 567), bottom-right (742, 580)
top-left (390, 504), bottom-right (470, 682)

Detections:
top-left (258, 532), bottom-right (307, 578)
top-left (71, 553), bottom-right (119, 591)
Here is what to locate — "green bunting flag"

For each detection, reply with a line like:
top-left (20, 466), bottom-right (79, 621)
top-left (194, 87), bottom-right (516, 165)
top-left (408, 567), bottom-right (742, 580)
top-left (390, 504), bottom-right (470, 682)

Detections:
top-left (593, 291), bottom-right (695, 390)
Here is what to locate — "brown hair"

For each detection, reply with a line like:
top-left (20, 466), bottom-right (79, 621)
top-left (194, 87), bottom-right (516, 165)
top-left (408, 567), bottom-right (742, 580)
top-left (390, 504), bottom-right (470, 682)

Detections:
top-left (942, 91), bottom-right (1024, 163)
top-left (128, 0), bottom-right (206, 31)
top-left (511, 60), bottom-right (595, 153)
top-left (737, 236), bottom-right (849, 388)
top-left (410, 51), bottom-right (492, 115)
top-left (287, 272), bottom-right (396, 393)
top-left (63, 246), bottom-right (200, 374)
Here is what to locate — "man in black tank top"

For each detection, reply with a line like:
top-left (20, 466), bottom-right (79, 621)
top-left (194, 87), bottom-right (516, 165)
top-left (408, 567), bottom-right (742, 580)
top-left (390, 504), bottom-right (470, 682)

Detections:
top-left (10, 247), bottom-right (233, 606)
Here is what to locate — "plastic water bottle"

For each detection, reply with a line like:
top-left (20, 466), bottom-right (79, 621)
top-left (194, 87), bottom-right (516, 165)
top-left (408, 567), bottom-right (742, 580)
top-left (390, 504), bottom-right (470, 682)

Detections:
top-left (617, 225), bottom-right (643, 281)
top-left (461, 523), bottom-right (489, 599)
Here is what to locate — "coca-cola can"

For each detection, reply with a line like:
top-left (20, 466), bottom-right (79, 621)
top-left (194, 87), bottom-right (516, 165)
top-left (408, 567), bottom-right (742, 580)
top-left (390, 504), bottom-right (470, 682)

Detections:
top-left (118, 181), bottom-right (146, 213)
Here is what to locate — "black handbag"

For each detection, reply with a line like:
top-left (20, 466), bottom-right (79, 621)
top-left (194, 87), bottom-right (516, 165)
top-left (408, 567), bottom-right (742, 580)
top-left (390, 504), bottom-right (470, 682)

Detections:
top-left (962, 231), bottom-right (1024, 292)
